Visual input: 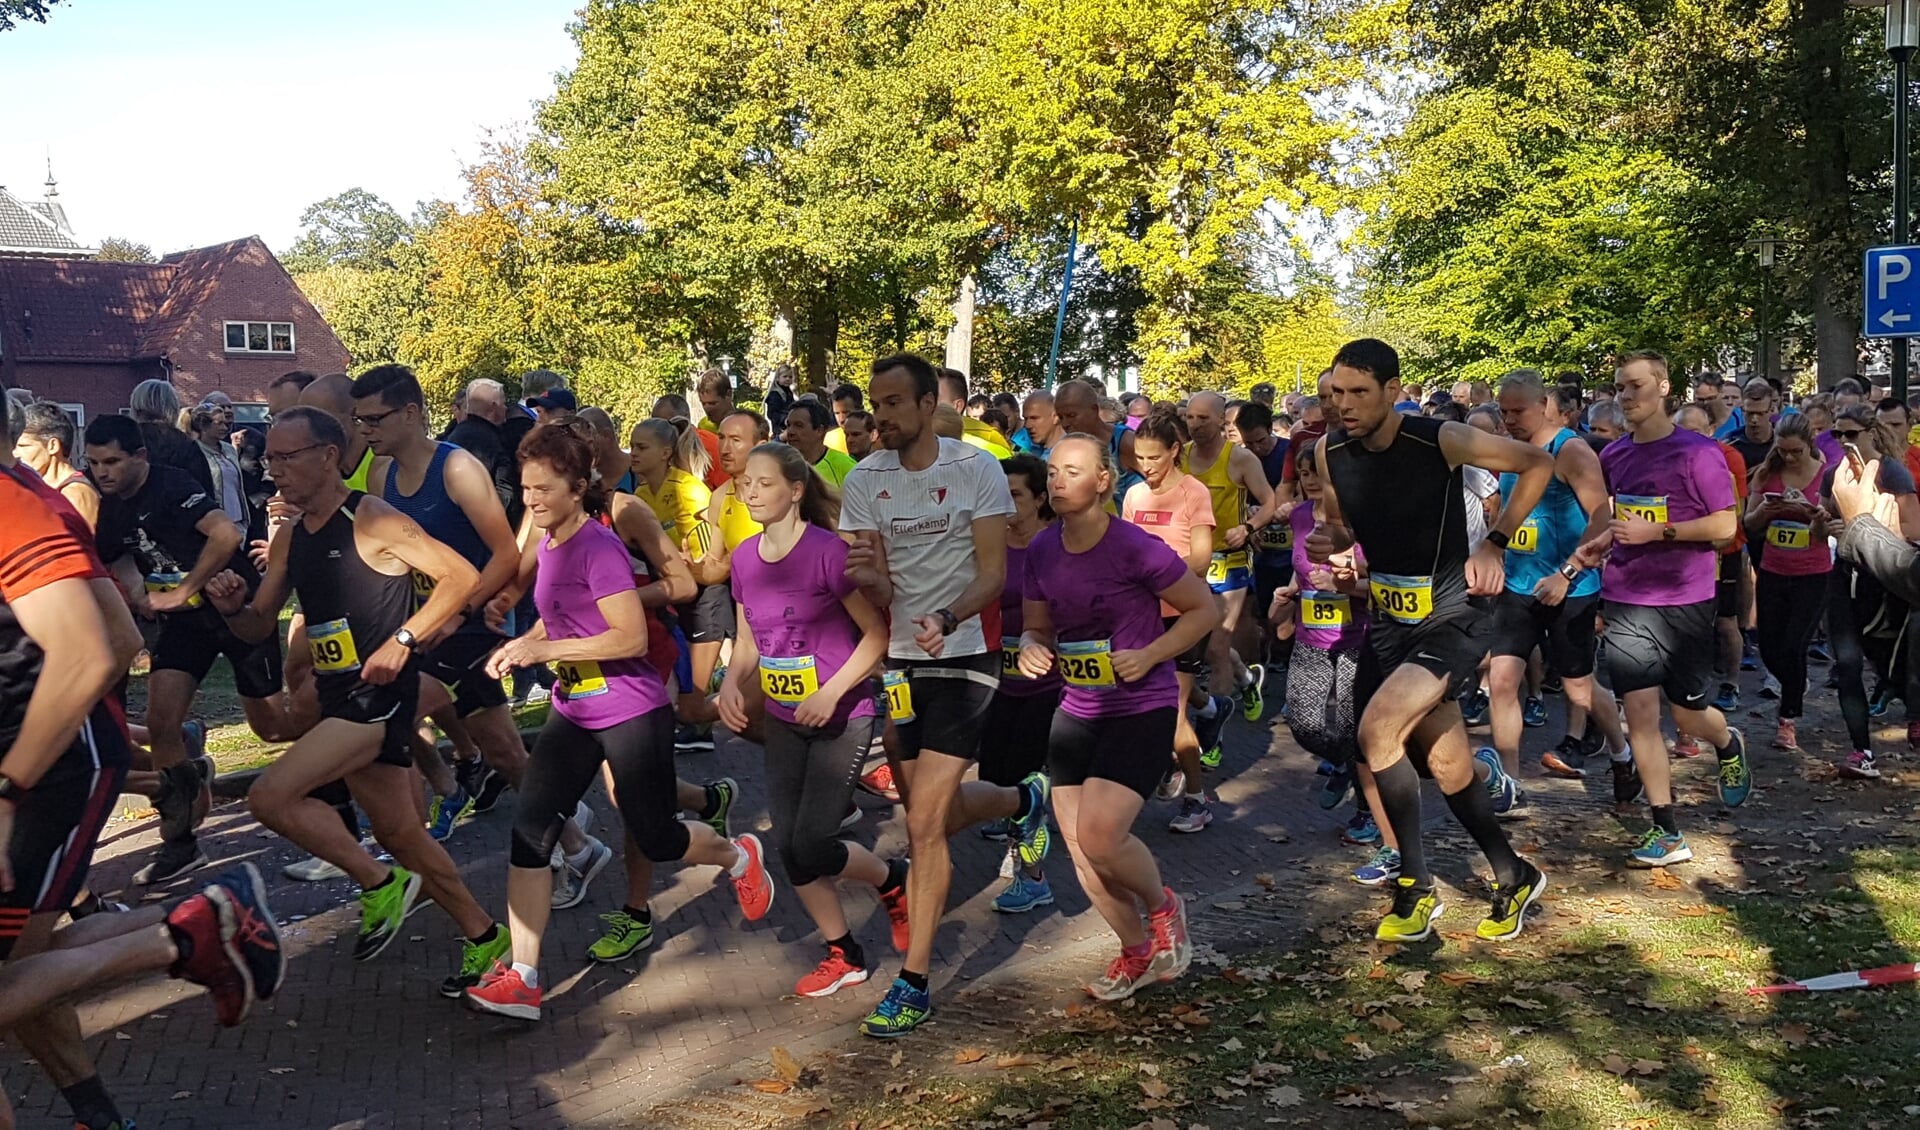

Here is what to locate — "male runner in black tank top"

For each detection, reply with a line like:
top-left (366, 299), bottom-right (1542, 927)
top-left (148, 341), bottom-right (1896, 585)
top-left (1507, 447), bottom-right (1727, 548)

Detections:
top-left (203, 408), bottom-right (512, 991)
top-left (1312, 339), bottom-right (1556, 946)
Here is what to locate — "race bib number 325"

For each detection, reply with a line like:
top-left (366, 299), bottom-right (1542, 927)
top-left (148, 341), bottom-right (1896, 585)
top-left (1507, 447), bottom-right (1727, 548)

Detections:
top-left (759, 655), bottom-right (820, 705)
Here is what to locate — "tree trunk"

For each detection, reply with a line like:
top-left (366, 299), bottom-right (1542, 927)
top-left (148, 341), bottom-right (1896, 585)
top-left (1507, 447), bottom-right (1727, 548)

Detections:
top-left (1794, 0), bottom-right (1860, 388)
top-left (944, 272), bottom-right (976, 377)
top-left (805, 280), bottom-right (837, 392)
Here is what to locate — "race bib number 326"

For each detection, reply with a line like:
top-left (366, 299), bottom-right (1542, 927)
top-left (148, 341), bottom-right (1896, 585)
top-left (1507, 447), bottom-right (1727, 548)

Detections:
top-left (1057, 640), bottom-right (1117, 689)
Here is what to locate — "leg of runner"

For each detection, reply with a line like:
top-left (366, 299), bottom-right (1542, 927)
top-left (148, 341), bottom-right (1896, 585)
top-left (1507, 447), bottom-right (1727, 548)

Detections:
top-left (1756, 570), bottom-right (1825, 749)
top-left (1055, 783), bottom-right (1170, 986)
top-left (1413, 702), bottom-right (1542, 940)
top-left (1485, 654), bottom-right (1527, 780)
top-left (1831, 567), bottom-right (1881, 777)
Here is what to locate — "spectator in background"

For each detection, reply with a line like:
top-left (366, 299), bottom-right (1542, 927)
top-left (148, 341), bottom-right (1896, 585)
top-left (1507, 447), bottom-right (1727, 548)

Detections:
top-left (190, 403), bottom-right (249, 528)
top-left (521, 368), bottom-right (566, 419)
top-left (966, 394), bottom-right (992, 420)
top-left (1878, 397), bottom-right (1920, 484)
top-left (528, 387), bottom-right (577, 424)
top-left (1584, 400), bottom-right (1626, 449)
top-left (439, 386), bottom-right (469, 440)
top-left (15, 400), bottom-right (98, 526)
top-left (781, 399), bottom-right (858, 487)
top-left (937, 367), bottom-right (1013, 457)
top-left (445, 378), bottom-right (516, 518)
top-left (1248, 382), bottom-right (1277, 408)
top-left (1553, 385), bottom-right (1586, 432)
top-left (764, 362), bottom-right (798, 434)
top-left (842, 410), bottom-right (877, 460)
top-left (128, 378), bottom-right (215, 493)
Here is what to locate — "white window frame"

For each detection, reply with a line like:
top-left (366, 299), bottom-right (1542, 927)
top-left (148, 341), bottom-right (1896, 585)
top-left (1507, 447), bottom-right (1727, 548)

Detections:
top-left (56, 403), bottom-right (84, 429)
top-left (222, 320), bottom-right (297, 354)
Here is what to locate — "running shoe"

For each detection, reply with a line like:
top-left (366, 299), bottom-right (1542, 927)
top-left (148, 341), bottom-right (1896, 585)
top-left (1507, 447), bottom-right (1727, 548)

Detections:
top-left (1460, 688), bottom-right (1490, 726)
top-left (859, 763), bottom-right (900, 802)
top-left (1476, 861), bottom-right (1546, 941)
top-left (134, 842), bottom-right (209, 886)
top-left (1241, 664), bottom-right (1266, 721)
top-left (1741, 635), bottom-right (1758, 670)
top-left (1473, 747), bottom-right (1517, 814)
top-left (703, 777), bottom-right (738, 840)
top-left (1840, 749), bottom-right (1882, 780)
top-left (1611, 754), bottom-right (1644, 809)
top-left (151, 763), bottom-right (197, 847)
top-left (1376, 878), bottom-right (1443, 942)
top-left (202, 862), bottom-right (285, 1003)
top-left (1352, 846), bottom-right (1401, 887)
top-left (1522, 696), bottom-right (1548, 728)
top-left (730, 834), bottom-right (774, 921)
top-left (1809, 641), bottom-right (1833, 664)
top-left (1758, 673), bottom-right (1781, 700)
top-left (1086, 948), bottom-right (1156, 1002)
top-left (1319, 763), bottom-right (1354, 809)
top-left (283, 853), bottom-right (348, 882)
top-left (427, 787), bottom-right (474, 843)
top-left (992, 873), bottom-right (1054, 914)
top-left (551, 836), bottom-right (613, 910)
top-left (1717, 727), bottom-right (1752, 808)
top-left (1540, 673), bottom-right (1563, 696)
top-left (353, 867), bottom-right (423, 962)
top-left (1870, 684), bottom-right (1895, 718)
top-left (472, 765), bottom-right (510, 814)
top-left (465, 962), bottom-right (541, 1021)
top-left (1153, 769), bottom-right (1185, 803)
top-left (1672, 733), bottom-right (1704, 759)
top-left (1200, 742), bottom-right (1224, 770)
top-left (797, 944), bottom-right (871, 998)
top-left (861, 977), bottom-right (932, 1038)
top-left (1014, 772), bottom-right (1051, 868)
top-left (978, 816), bottom-right (1015, 841)
top-left (1342, 810), bottom-right (1381, 845)
top-left (880, 863), bottom-right (911, 952)
top-left (1540, 734), bottom-right (1586, 778)
top-left (165, 889), bottom-right (250, 1027)
top-left (673, 724), bottom-right (715, 753)
top-left (1192, 696), bottom-right (1230, 768)
top-left (1147, 887), bottom-right (1191, 981)
top-left (182, 723), bottom-right (213, 832)
top-left (1628, 827), bottom-right (1693, 868)
top-left (68, 891), bottom-right (129, 919)
top-left (588, 908), bottom-right (655, 962)
top-left (1168, 795), bottom-right (1212, 834)
top-left (1773, 718), bottom-right (1798, 751)
top-left (1713, 683), bottom-right (1740, 712)
top-left (439, 927), bottom-right (513, 998)
top-left (454, 756), bottom-right (484, 799)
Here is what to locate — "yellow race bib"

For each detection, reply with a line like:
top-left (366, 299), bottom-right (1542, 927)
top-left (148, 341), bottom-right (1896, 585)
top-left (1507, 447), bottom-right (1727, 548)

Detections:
top-left (143, 571), bottom-right (205, 610)
top-left (1614, 494), bottom-right (1670, 525)
top-left (1369, 572), bottom-right (1434, 625)
top-left (1509, 519), bottom-right (1539, 555)
top-left (1206, 550), bottom-right (1251, 585)
top-left (307, 618), bottom-right (361, 674)
top-left (1001, 636), bottom-right (1026, 680)
top-left (759, 655), bottom-right (820, 705)
top-left (1301, 591), bottom-right (1352, 627)
top-left (1767, 521), bottom-right (1813, 550)
top-left (411, 570), bottom-right (436, 603)
top-left (882, 670), bottom-right (915, 722)
top-left (1058, 639), bottom-right (1118, 689)
top-left (556, 660), bottom-right (609, 700)
top-left (1258, 523), bottom-right (1294, 552)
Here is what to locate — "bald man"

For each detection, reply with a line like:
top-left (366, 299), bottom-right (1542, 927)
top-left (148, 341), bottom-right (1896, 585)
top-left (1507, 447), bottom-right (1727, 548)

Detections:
top-left (300, 373), bottom-right (376, 490)
top-left (1018, 391), bottom-right (1062, 456)
top-left (1055, 379), bottom-right (1143, 497)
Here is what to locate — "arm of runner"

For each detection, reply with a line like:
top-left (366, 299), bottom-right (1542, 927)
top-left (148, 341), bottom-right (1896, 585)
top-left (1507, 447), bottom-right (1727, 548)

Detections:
top-left (60, 481), bottom-right (99, 529)
top-left (1612, 507), bottom-right (1737, 546)
top-left (912, 516), bottom-right (1007, 658)
top-left (1439, 421), bottom-right (1551, 596)
top-left (820, 588), bottom-right (890, 708)
top-left (2, 576), bottom-right (119, 794)
top-left (1305, 436), bottom-right (1354, 559)
top-left (613, 496), bottom-right (696, 607)
top-left (843, 531), bottom-right (894, 608)
top-left (205, 523), bottom-right (294, 643)
top-left (91, 576), bottom-right (143, 673)
top-left (147, 509), bottom-right (243, 613)
top-left (1184, 520), bottom-right (1214, 578)
top-left (445, 445), bottom-right (523, 612)
top-left (509, 586), bottom-right (646, 669)
top-left (484, 537), bottom-right (541, 632)
top-left (110, 556), bottom-right (152, 619)
top-left (1113, 570), bottom-right (1222, 684)
top-left (360, 499), bottom-right (480, 685)
top-left (689, 489), bottom-right (733, 586)
top-left (1535, 436), bottom-right (1611, 603)
top-left (1223, 446), bottom-right (1277, 549)
top-left (716, 600), bottom-right (758, 733)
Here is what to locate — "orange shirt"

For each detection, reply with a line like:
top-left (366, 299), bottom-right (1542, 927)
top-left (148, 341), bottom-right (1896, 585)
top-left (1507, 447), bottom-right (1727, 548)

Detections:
top-left (1716, 441), bottom-right (1748, 555)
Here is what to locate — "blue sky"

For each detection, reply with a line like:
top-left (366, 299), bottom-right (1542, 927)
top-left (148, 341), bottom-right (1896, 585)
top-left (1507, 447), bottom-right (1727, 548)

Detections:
top-left (0, 0), bottom-right (581, 254)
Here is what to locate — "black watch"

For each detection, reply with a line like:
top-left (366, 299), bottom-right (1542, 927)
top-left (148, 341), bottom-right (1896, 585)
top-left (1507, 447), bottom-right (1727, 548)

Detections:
top-left (1486, 529), bottom-right (1511, 550)
top-left (393, 627), bottom-right (420, 651)
top-left (0, 773), bottom-right (26, 803)
top-left (935, 608), bottom-right (960, 637)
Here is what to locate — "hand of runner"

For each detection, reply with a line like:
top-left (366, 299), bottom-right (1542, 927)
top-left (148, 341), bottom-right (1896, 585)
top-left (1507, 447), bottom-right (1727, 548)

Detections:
top-left (483, 591), bottom-right (514, 633)
top-left (1531, 570), bottom-right (1569, 607)
top-left (1109, 648), bottom-right (1150, 684)
top-left (1609, 513), bottom-right (1661, 545)
top-left (249, 538), bottom-right (272, 572)
top-left (1465, 541), bottom-right (1505, 596)
top-left (146, 586), bottom-right (197, 615)
top-left (791, 689), bottom-right (836, 728)
top-left (844, 540), bottom-right (885, 590)
top-left (910, 614), bottom-right (947, 658)
top-left (360, 637), bottom-right (411, 686)
top-left (1017, 641), bottom-right (1054, 679)
top-left (203, 570), bottom-right (248, 615)
top-left (419, 616), bottom-right (461, 650)
top-left (1831, 455), bottom-right (1902, 531)
top-left (1571, 534), bottom-right (1611, 569)
top-left (484, 637), bottom-right (539, 681)
top-left (716, 679), bottom-right (750, 732)
top-left (1223, 523), bottom-right (1250, 550)
top-left (1304, 521), bottom-right (1351, 563)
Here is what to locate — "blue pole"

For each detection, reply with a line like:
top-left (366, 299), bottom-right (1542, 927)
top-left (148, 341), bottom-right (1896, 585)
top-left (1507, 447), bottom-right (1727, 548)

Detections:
top-left (1046, 220), bottom-right (1080, 389)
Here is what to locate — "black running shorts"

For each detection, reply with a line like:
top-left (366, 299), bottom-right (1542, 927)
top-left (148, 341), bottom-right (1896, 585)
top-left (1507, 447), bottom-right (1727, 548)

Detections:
top-left (882, 652), bottom-right (999, 762)
top-left (417, 627), bottom-right (509, 717)
top-left (317, 667), bottom-right (422, 769)
top-left (1048, 706), bottom-right (1180, 801)
top-left (1489, 590), bottom-right (1600, 679)
top-left (1369, 603), bottom-right (1489, 699)
top-left (1601, 599), bottom-right (1716, 709)
top-left (152, 612), bottom-right (284, 700)
top-left (0, 702), bottom-right (132, 957)
top-left (681, 582), bottom-right (735, 644)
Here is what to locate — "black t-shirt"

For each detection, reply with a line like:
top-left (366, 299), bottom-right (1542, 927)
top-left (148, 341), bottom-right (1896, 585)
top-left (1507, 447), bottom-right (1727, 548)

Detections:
top-left (1822, 460), bottom-right (1917, 499)
top-left (96, 463), bottom-right (257, 606)
top-left (1729, 432), bottom-right (1774, 476)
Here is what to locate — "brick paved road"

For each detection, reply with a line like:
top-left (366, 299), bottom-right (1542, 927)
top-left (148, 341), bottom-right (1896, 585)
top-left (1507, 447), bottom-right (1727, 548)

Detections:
top-left (9, 667), bottom-right (1840, 1128)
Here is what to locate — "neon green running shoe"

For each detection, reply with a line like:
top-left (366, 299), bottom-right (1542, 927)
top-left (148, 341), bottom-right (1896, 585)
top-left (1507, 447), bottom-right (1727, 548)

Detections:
top-left (353, 866), bottom-right (422, 962)
top-left (1240, 664), bottom-right (1266, 721)
top-left (1475, 862), bottom-right (1546, 941)
top-left (1375, 877), bottom-right (1444, 943)
top-left (439, 926), bottom-right (512, 997)
top-left (861, 977), bottom-right (932, 1038)
top-left (1200, 743), bottom-right (1223, 770)
top-left (588, 908), bottom-right (656, 962)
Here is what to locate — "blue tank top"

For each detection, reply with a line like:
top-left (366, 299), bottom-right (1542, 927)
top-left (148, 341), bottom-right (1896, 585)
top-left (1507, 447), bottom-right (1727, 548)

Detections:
top-left (1253, 439), bottom-right (1291, 563)
top-left (383, 443), bottom-right (494, 611)
top-left (1111, 426), bottom-right (1145, 499)
top-left (1498, 429), bottom-right (1600, 599)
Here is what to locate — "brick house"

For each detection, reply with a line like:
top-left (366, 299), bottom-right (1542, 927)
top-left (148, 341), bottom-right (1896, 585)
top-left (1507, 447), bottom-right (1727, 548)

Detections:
top-left (0, 235), bottom-right (352, 423)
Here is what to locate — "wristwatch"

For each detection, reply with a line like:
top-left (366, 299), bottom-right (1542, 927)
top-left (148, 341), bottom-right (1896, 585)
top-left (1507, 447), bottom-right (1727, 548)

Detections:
top-left (934, 608), bottom-right (960, 637)
top-left (1662, 525), bottom-right (1678, 542)
top-left (393, 627), bottom-right (420, 651)
top-left (1559, 562), bottom-right (1581, 582)
top-left (1485, 529), bottom-right (1511, 550)
top-left (0, 773), bottom-right (26, 803)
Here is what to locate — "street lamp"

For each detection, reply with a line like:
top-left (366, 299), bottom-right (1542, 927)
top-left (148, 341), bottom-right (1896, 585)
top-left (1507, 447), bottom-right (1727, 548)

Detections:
top-left (1748, 235), bottom-right (1782, 381)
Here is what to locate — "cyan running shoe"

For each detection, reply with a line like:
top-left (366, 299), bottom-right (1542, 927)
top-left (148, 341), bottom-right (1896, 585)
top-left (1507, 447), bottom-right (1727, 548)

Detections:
top-left (1713, 683), bottom-right (1740, 712)
top-left (1522, 696), bottom-right (1548, 728)
top-left (1473, 747), bottom-right (1518, 815)
top-left (1460, 689), bottom-right (1490, 726)
top-left (1341, 809), bottom-right (1381, 846)
top-left (860, 977), bottom-right (932, 1038)
top-left (1716, 727), bottom-right (1753, 808)
top-left (991, 873), bottom-right (1054, 914)
top-left (1319, 764), bottom-right (1354, 810)
top-left (978, 817), bottom-right (1014, 842)
top-left (1628, 827), bottom-right (1693, 868)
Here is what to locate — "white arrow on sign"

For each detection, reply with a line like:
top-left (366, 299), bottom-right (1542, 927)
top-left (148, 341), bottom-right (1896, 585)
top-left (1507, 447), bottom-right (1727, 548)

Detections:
top-left (1883, 309), bottom-right (1913, 330)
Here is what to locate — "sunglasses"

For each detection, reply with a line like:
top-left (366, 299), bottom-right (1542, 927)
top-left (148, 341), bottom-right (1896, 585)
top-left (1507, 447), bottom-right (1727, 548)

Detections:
top-left (1834, 428), bottom-right (1866, 439)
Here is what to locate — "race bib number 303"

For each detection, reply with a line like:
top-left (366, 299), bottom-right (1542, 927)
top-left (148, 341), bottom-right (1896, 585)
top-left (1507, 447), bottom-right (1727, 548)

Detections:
top-left (1614, 494), bottom-right (1670, 525)
top-left (1369, 572), bottom-right (1434, 625)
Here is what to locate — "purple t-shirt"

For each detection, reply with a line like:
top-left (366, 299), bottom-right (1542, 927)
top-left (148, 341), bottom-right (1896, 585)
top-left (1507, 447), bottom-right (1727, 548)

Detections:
top-left (1023, 517), bottom-right (1188, 719)
top-left (997, 540), bottom-right (1063, 698)
top-left (730, 523), bottom-right (876, 726)
top-left (1599, 427), bottom-right (1737, 607)
top-left (1288, 502), bottom-right (1368, 650)
top-left (535, 519), bottom-right (670, 728)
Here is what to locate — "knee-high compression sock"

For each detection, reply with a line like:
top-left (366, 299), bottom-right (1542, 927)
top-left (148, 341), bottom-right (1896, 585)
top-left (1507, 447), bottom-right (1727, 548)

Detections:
top-left (1370, 757), bottom-right (1429, 887)
top-left (1443, 779), bottom-right (1523, 888)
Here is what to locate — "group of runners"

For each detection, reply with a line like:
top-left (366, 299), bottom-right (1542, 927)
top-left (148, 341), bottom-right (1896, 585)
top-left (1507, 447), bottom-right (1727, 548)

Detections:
top-left (3, 336), bottom-right (1911, 1129)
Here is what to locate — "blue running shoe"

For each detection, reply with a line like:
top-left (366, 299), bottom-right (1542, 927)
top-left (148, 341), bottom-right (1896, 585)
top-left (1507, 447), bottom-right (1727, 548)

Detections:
top-left (1870, 684), bottom-right (1895, 718)
top-left (1713, 683), bottom-right (1739, 712)
top-left (1522, 696), bottom-right (1548, 728)
top-left (1015, 773), bottom-right (1051, 867)
top-left (1352, 846), bottom-right (1401, 887)
top-left (861, 977), bottom-right (932, 1038)
top-left (427, 787), bottom-right (473, 843)
top-left (1627, 827), bottom-right (1693, 868)
top-left (1473, 747), bottom-right (1518, 815)
top-left (1341, 810), bottom-right (1380, 845)
top-left (992, 873), bottom-right (1055, 914)
top-left (1716, 727), bottom-right (1752, 808)
top-left (978, 817), bottom-right (1013, 842)
top-left (1319, 764), bottom-right (1354, 810)
top-left (1460, 689), bottom-right (1490, 726)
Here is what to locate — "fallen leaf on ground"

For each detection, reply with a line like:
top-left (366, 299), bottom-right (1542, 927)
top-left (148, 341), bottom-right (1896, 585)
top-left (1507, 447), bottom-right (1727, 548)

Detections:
top-left (1266, 1085), bottom-right (1303, 1107)
top-left (750, 1079), bottom-right (791, 1094)
top-left (1138, 1078), bottom-right (1172, 1099)
top-left (1648, 869), bottom-right (1683, 891)
top-left (1439, 971), bottom-right (1490, 988)
top-left (995, 1052), bottom-right (1048, 1069)
top-left (1499, 996), bottom-right (1547, 1011)
top-left (1219, 1036), bottom-right (1244, 1052)
top-left (771, 1046), bottom-right (803, 1083)
top-left (1780, 1023), bottom-right (1811, 1048)
top-left (954, 1047), bottom-right (989, 1065)
top-left (1396, 970), bottom-right (1429, 990)
top-left (1370, 1013), bottom-right (1406, 1034)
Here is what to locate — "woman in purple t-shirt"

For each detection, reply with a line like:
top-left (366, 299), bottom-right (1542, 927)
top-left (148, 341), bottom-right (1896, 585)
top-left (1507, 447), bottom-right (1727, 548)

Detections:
top-left (467, 424), bottom-right (774, 1023)
top-left (1016, 435), bottom-right (1220, 1003)
top-left (717, 443), bottom-right (906, 999)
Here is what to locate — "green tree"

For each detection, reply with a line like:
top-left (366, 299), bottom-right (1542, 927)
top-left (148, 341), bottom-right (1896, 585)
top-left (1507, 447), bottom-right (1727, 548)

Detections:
top-left (0, 1), bottom-right (61, 33)
top-left (282, 188), bottom-right (414, 274)
top-left (93, 237), bottom-right (155, 263)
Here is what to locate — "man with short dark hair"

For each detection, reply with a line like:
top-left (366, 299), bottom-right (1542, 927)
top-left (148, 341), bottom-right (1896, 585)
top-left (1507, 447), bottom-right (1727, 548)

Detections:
top-left (936, 368), bottom-right (1012, 458)
top-left (842, 410), bottom-right (877, 459)
top-left (1018, 391), bottom-right (1062, 456)
top-left (15, 401), bottom-right (97, 526)
top-left (782, 399), bottom-right (858, 486)
top-left (267, 371), bottom-right (318, 418)
top-left (1729, 377), bottom-right (1778, 473)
